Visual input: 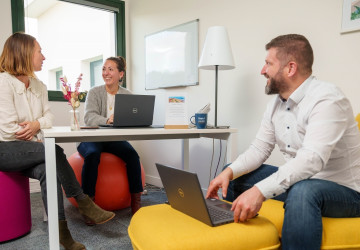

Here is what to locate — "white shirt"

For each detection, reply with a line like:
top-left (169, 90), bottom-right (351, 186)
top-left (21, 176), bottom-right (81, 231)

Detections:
top-left (229, 76), bottom-right (360, 199)
top-left (0, 72), bottom-right (54, 141)
top-left (106, 92), bottom-right (115, 119)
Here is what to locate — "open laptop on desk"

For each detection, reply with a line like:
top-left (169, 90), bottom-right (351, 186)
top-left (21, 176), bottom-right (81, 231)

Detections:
top-left (99, 94), bottom-right (160, 128)
top-left (156, 163), bottom-right (234, 227)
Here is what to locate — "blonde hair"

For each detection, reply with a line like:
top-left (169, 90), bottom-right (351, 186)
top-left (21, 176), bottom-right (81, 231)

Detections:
top-left (0, 32), bottom-right (36, 77)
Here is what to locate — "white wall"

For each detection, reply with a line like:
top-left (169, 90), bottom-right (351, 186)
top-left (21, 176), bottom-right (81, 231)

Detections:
top-left (0, 0), bottom-right (12, 48)
top-left (126, 0), bottom-right (360, 188)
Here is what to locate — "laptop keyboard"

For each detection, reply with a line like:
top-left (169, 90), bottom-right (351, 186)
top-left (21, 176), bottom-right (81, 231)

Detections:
top-left (208, 206), bottom-right (233, 222)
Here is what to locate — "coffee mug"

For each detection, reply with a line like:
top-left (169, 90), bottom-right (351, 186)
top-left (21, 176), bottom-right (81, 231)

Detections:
top-left (190, 113), bottom-right (208, 129)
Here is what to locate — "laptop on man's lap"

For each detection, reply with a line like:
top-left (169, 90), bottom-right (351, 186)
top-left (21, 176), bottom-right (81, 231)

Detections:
top-left (156, 163), bottom-right (234, 227)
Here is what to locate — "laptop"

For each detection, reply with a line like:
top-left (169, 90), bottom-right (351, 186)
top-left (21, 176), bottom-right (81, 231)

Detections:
top-left (156, 163), bottom-right (234, 227)
top-left (100, 94), bottom-right (156, 128)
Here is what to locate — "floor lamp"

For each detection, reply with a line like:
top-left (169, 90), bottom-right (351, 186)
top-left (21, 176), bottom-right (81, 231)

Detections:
top-left (198, 26), bottom-right (235, 128)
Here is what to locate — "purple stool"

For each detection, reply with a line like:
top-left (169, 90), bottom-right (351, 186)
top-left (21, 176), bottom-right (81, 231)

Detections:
top-left (0, 171), bottom-right (32, 242)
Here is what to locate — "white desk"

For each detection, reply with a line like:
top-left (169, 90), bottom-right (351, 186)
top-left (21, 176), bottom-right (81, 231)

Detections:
top-left (42, 126), bottom-right (237, 249)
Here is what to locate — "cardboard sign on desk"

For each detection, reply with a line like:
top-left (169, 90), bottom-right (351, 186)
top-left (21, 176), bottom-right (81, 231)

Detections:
top-left (164, 94), bottom-right (189, 129)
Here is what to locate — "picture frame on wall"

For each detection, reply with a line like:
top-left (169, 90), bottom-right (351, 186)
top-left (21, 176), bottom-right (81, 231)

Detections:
top-left (341, 0), bottom-right (360, 33)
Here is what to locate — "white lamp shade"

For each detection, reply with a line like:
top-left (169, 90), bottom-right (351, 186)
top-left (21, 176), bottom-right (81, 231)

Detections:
top-left (198, 26), bottom-right (235, 70)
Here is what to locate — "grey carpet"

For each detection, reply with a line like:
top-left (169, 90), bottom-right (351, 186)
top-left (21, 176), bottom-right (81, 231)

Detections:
top-left (0, 184), bottom-right (167, 250)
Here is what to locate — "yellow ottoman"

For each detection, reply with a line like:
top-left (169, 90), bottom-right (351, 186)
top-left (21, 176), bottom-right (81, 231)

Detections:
top-left (128, 204), bottom-right (280, 250)
top-left (259, 199), bottom-right (360, 250)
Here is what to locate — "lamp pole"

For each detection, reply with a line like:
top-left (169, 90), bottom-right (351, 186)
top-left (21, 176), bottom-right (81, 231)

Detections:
top-left (215, 65), bottom-right (218, 128)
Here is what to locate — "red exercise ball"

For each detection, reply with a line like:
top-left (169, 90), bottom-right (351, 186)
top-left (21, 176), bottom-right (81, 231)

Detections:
top-left (67, 152), bottom-right (145, 211)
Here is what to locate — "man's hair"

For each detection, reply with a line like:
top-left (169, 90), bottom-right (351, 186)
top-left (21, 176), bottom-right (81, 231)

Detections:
top-left (265, 34), bottom-right (313, 75)
top-left (0, 32), bottom-right (37, 77)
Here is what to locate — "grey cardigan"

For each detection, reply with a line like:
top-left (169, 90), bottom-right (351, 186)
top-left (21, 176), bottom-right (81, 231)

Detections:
top-left (84, 84), bottom-right (131, 126)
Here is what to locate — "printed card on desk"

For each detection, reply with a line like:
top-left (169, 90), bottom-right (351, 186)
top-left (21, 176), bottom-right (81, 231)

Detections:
top-left (164, 94), bottom-right (189, 129)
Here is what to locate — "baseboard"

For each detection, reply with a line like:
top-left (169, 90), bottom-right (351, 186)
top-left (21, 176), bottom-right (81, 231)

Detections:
top-left (144, 175), bottom-right (162, 188)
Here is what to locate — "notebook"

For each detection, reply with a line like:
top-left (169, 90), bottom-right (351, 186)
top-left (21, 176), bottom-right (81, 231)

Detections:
top-left (155, 163), bottom-right (234, 227)
top-left (99, 94), bottom-right (155, 128)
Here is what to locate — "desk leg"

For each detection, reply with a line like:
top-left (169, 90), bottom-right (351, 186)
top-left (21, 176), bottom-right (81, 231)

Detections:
top-left (182, 139), bottom-right (190, 171)
top-left (227, 132), bottom-right (238, 163)
top-left (44, 138), bottom-right (59, 250)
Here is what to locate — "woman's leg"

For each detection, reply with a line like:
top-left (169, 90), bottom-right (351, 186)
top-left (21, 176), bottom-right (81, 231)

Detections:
top-left (104, 141), bottom-right (143, 193)
top-left (22, 162), bottom-right (66, 220)
top-left (0, 141), bottom-right (67, 220)
top-left (104, 141), bottom-right (143, 214)
top-left (77, 142), bottom-right (103, 197)
top-left (51, 145), bottom-right (115, 226)
top-left (0, 141), bottom-right (45, 171)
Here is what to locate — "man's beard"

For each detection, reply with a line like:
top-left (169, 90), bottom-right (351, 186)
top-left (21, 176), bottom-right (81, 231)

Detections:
top-left (265, 70), bottom-right (288, 95)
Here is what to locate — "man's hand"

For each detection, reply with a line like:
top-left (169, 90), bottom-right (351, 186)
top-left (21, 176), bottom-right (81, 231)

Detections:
top-left (206, 167), bottom-right (233, 199)
top-left (16, 121), bottom-right (40, 141)
top-left (231, 186), bottom-right (265, 223)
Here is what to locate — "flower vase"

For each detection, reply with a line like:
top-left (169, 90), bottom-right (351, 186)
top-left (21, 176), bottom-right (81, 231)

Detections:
top-left (69, 109), bottom-right (80, 131)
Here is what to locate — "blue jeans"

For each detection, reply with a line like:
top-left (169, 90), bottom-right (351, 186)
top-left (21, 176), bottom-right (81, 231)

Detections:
top-left (0, 141), bottom-right (83, 220)
top-left (77, 141), bottom-right (143, 197)
top-left (224, 164), bottom-right (360, 250)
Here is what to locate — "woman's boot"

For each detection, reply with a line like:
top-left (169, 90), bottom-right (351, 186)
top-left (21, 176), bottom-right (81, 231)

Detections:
top-left (131, 192), bottom-right (142, 215)
top-left (59, 220), bottom-right (85, 250)
top-left (77, 195), bottom-right (115, 224)
top-left (82, 196), bottom-right (96, 226)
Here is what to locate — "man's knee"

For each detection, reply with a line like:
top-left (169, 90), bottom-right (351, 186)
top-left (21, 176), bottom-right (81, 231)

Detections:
top-left (285, 180), bottom-right (320, 208)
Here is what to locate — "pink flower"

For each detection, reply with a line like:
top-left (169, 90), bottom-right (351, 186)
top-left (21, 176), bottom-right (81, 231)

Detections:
top-left (60, 74), bottom-right (86, 109)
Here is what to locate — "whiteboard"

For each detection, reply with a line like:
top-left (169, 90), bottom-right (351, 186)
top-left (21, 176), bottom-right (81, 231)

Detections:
top-left (145, 20), bottom-right (199, 90)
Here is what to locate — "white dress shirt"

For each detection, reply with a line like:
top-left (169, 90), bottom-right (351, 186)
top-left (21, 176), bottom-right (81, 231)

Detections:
top-left (229, 76), bottom-right (360, 199)
top-left (0, 72), bottom-right (54, 142)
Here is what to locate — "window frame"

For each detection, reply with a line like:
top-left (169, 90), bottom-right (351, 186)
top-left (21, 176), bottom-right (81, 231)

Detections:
top-left (10, 0), bottom-right (125, 102)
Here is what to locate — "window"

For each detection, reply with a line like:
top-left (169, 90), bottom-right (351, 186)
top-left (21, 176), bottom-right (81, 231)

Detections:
top-left (55, 69), bottom-right (63, 90)
top-left (90, 58), bottom-right (104, 87)
top-left (10, 0), bottom-right (125, 101)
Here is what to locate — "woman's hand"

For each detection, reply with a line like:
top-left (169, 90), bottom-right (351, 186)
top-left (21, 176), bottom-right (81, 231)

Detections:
top-left (107, 114), bottom-right (114, 124)
top-left (16, 121), bottom-right (40, 141)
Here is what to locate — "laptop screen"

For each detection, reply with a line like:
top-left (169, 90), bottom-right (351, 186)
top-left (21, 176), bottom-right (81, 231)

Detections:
top-left (112, 94), bottom-right (155, 127)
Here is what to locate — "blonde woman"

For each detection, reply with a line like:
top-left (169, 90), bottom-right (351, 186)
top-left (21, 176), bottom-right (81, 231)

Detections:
top-left (0, 32), bottom-right (115, 250)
